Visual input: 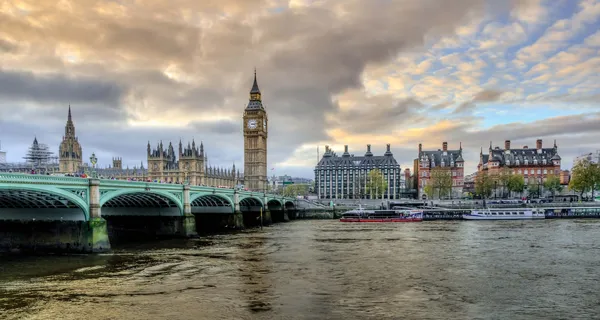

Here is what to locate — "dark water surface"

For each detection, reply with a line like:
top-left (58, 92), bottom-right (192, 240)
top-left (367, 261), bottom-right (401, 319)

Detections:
top-left (1, 220), bottom-right (600, 320)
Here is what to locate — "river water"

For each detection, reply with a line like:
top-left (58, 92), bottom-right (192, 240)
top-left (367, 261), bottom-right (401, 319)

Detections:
top-left (1, 220), bottom-right (600, 320)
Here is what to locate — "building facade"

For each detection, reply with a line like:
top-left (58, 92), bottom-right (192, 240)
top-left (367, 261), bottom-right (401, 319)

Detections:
top-left (243, 70), bottom-right (268, 192)
top-left (574, 150), bottom-right (600, 165)
top-left (146, 140), bottom-right (241, 187)
top-left (314, 144), bottom-right (402, 199)
top-left (417, 142), bottom-right (465, 199)
top-left (58, 107), bottom-right (83, 173)
top-left (477, 139), bottom-right (562, 186)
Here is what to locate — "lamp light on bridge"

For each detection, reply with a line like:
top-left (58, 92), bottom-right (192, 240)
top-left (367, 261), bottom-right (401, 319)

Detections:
top-left (89, 153), bottom-right (98, 178)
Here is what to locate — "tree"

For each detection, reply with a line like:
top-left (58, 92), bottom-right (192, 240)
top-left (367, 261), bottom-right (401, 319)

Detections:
top-left (496, 168), bottom-right (512, 198)
top-left (527, 178), bottom-right (541, 198)
top-left (282, 184), bottom-right (309, 197)
top-left (569, 159), bottom-right (600, 199)
top-left (429, 167), bottom-right (453, 199)
top-left (424, 184), bottom-right (435, 199)
top-left (543, 174), bottom-right (562, 199)
top-left (507, 174), bottom-right (525, 198)
top-left (366, 169), bottom-right (388, 199)
top-left (475, 172), bottom-right (493, 199)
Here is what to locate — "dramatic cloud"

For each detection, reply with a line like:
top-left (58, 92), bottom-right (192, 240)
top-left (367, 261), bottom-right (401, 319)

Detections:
top-left (1, 0), bottom-right (600, 178)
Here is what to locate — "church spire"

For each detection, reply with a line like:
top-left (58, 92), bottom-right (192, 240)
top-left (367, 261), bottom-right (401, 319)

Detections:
top-left (64, 105), bottom-right (76, 138)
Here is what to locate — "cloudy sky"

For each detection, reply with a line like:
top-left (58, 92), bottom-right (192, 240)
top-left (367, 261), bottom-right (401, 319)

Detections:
top-left (1, 0), bottom-right (600, 178)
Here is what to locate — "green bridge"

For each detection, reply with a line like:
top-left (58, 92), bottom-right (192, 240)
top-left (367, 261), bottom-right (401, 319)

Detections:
top-left (0, 173), bottom-right (298, 253)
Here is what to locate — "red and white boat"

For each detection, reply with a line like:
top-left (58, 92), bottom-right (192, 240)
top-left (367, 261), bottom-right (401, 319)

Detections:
top-left (340, 205), bottom-right (423, 223)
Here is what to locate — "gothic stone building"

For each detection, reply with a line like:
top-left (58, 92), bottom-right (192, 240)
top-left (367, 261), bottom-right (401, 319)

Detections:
top-left (477, 139), bottom-right (561, 185)
top-left (417, 142), bottom-right (465, 199)
top-left (314, 144), bottom-right (402, 199)
top-left (146, 140), bottom-right (241, 187)
top-left (243, 70), bottom-right (268, 192)
top-left (58, 106), bottom-right (83, 173)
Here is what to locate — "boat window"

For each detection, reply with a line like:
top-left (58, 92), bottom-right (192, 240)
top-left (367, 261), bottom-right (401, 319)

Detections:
top-left (498, 212), bottom-right (504, 215)
top-left (512, 212), bottom-right (517, 215)
top-left (491, 212), bottom-right (497, 215)
top-left (519, 212), bottom-right (524, 215)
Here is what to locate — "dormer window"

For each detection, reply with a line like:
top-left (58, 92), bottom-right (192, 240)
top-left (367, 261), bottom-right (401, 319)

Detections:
top-left (516, 159), bottom-right (520, 165)
top-left (542, 159), bottom-right (547, 165)
top-left (533, 158), bottom-right (538, 165)
top-left (524, 159), bottom-right (528, 165)
top-left (506, 160), bottom-right (510, 166)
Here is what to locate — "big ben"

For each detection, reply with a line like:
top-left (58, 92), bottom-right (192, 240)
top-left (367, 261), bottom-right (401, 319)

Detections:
top-left (243, 70), bottom-right (268, 192)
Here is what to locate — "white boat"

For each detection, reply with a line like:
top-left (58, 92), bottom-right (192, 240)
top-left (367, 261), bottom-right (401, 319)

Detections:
top-left (463, 208), bottom-right (545, 220)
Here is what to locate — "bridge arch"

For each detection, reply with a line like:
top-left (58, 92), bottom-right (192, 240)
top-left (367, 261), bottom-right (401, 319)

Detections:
top-left (239, 196), bottom-right (264, 209)
top-left (267, 199), bottom-right (283, 210)
top-left (285, 201), bottom-right (296, 209)
top-left (0, 186), bottom-right (89, 221)
top-left (190, 193), bottom-right (234, 214)
top-left (100, 190), bottom-right (183, 216)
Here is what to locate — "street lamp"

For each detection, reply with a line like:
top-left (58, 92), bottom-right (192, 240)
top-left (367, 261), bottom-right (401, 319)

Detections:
top-left (89, 153), bottom-right (98, 178)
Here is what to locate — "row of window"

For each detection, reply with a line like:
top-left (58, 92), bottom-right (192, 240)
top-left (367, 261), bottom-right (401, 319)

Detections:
top-left (420, 170), bottom-right (464, 177)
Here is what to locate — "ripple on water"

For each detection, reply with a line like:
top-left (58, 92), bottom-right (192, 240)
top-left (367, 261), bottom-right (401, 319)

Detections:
top-left (2, 220), bottom-right (600, 319)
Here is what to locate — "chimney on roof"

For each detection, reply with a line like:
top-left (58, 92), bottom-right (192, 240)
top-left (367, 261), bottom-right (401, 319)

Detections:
top-left (418, 143), bottom-right (422, 154)
top-left (442, 142), bottom-right (448, 151)
top-left (344, 145), bottom-right (348, 153)
top-left (523, 146), bottom-right (528, 149)
top-left (536, 139), bottom-right (542, 150)
top-left (367, 144), bottom-right (371, 152)
top-left (386, 144), bottom-right (391, 152)
top-left (505, 140), bottom-right (511, 150)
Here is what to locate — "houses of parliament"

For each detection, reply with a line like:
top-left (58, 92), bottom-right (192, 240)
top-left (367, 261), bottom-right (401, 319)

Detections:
top-left (50, 71), bottom-right (269, 190)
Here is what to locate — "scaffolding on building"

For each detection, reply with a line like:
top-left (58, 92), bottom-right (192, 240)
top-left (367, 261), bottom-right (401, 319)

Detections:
top-left (0, 138), bottom-right (59, 173)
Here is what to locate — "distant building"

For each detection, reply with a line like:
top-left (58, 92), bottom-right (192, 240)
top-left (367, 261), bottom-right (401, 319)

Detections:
top-left (463, 172), bottom-right (477, 195)
top-left (560, 170), bottom-right (570, 185)
top-left (270, 175), bottom-right (313, 191)
top-left (58, 106), bottom-right (83, 173)
top-left (0, 137), bottom-right (59, 173)
top-left (314, 144), bottom-right (402, 199)
top-left (0, 142), bottom-right (6, 164)
top-left (478, 139), bottom-right (561, 186)
top-left (417, 142), bottom-right (465, 199)
top-left (574, 151), bottom-right (600, 165)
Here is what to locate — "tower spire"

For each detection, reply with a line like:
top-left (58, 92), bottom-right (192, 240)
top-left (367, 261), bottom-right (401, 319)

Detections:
top-left (68, 104), bottom-right (72, 121)
top-left (250, 68), bottom-right (261, 95)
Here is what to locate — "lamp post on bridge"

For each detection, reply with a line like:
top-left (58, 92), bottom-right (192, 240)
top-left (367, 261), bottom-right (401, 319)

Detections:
top-left (89, 153), bottom-right (98, 179)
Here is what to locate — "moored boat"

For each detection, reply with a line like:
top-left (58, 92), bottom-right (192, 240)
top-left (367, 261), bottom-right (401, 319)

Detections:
top-left (463, 208), bottom-right (545, 220)
top-left (340, 205), bottom-right (423, 222)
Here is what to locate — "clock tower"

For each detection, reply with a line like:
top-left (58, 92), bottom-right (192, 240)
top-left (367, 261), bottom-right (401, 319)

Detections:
top-left (243, 70), bottom-right (268, 192)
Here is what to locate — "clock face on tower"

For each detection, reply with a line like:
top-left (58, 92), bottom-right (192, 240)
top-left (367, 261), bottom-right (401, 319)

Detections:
top-left (247, 119), bottom-right (257, 129)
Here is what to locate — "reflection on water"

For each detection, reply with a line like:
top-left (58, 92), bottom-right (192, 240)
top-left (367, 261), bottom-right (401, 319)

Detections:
top-left (2, 220), bottom-right (600, 319)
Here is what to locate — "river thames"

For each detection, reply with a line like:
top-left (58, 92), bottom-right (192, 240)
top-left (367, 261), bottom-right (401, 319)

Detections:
top-left (1, 219), bottom-right (600, 319)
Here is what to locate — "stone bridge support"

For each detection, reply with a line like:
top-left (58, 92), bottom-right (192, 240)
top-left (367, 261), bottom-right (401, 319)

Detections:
top-left (233, 190), bottom-right (245, 229)
top-left (182, 185), bottom-right (197, 237)
top-left (86, 179), bottom-right (110, 252)
top-left (262, 194), bottom-right (272, 225)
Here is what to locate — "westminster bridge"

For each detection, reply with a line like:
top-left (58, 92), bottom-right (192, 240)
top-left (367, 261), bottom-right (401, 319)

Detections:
top-left (0, 173), bottom-right (299, 253)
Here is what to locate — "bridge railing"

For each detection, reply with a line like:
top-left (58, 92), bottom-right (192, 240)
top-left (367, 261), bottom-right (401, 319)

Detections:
top-left (0, 172), bottom-right (89, 185)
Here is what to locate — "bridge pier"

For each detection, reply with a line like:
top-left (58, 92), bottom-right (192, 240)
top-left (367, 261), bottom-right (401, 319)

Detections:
top-left (182, 186), bottom-right (197, 237)
top-left (233, 190), bottom-right (245, 229)
top-left (87, 179), bottom-right (110, 252)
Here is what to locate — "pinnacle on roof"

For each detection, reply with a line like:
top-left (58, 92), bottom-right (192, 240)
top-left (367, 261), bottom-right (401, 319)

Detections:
top-left (68, 105), bottom-right (72, 121)
top-left (250, 68), bottom-right (261, 94)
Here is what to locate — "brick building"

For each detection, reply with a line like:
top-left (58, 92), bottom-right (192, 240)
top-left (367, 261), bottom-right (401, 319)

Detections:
top-left (477, 139), bottom-right (561, 186)
top-left (417, 142), bottom-right (465, 199)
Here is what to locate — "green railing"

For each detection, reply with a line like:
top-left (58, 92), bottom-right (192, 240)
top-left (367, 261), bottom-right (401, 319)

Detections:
top-left (0, 173), bottom-right (89, 185)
